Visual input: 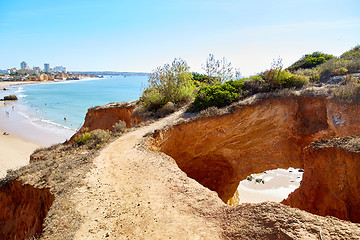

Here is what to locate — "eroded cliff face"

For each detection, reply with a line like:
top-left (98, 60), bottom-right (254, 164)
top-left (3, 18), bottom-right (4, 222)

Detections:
top-left (152, 96), bottom-right (360, 222)
top-left (68, 101), bottom-right (143, 143)
top-left (0, 180), bottom-right (54, 239)
top-left (283, 140), bottom-right (360, 222)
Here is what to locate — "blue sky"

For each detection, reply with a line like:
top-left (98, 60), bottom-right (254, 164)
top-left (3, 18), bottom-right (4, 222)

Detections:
top-left (0, 0), bottom-right (359, 76)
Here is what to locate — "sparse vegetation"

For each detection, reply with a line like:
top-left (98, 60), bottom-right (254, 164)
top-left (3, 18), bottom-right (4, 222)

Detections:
top-left (113, 120), bottom-right (127, 133)
top-left (290, 45), bottom-right (360, 81)
top-left (340, 45), bottom-right (360, 60)
top-left (155, 101), bottom-right (176, 117)
top-left (192, 72), bottom-right (216, 85)
top-left (332, 67), bottom-right (348, 76)
top-left (140, 45), bottom-right (360, 115)
top-left (197, 106), bottom-right (228, 118)
top-left (74, 129), bottom-right (111, 147)
top-left (332, 75), bottom-right (360, 102)
top-left (90, 129), bottom-right (110, 145)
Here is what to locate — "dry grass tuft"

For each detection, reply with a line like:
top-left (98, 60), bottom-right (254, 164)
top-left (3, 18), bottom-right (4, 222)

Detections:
top-left (112, 120), bottom-right (127, 133)
top-left (198, 106), bottom-right (229, 118)
top-left (331, 75), bottom-right (360, 102)
top-left (310, 135), bottom-right (360, 153)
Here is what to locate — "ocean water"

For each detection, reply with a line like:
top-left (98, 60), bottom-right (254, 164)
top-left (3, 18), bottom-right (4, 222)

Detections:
top-left (0, 76), bottom-right (148, 145)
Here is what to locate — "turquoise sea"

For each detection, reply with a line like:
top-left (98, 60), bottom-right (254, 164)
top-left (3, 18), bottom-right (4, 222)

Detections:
top-left (0, 76), bottom-right (148, 145)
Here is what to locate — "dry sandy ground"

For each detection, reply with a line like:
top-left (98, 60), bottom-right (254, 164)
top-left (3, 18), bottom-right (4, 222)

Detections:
top-left (72, 109), bottom-right (223, 239)
top-left (0, 133), bottom-right (39, 178)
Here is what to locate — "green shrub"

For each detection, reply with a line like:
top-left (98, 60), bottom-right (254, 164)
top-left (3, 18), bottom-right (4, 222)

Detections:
top-left (332, 67), bottom-right (348, 76)
top-left (91, 129), bottom-right (110, 144)
top-left (192, 80), bottom-right (245, 110)
top-left (192, 72), bottom-right (219, 85)
top-left (288, 51), bottom-right (335, 71)
top-left (292, 46), bottom-right (360, 80)
top-left (140, 58), bottom-right (196, 111)
top-left (340, 45), bottom-right (360, 60)
top-left (74, 132), bottom-right (92, 145)
top-left (264, 69), bottom-right (309, 90)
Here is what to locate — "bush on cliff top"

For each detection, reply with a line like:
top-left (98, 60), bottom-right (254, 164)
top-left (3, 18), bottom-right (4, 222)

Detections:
top-left (140, 58), bottom-right (196, 111)
top-left (287, 51), bottom-right (335, 71)
top-left (290, 45), bottom-right (360, 80)
top-left (192, 80), bottom-right (245, 110)
top-left (191, 58), bottom-right (309, 111)
top-left (74, 129), bottom-right (110, 146)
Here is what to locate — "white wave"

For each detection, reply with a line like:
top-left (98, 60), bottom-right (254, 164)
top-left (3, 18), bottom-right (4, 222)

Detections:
top-left (15, 87), bottom-right (24, 93)
top-left (16, 107), bottom-right (76, 132)
top-left (40, 119), bottom-right (75, 131)
top-left (18, 95), bottom-right (27, 98)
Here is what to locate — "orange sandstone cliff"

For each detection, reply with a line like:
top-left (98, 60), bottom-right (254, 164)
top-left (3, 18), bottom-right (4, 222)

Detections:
top-left (152, 96), bottom-right (360, 222)
top-left (282, 137), bottom-right (360, 223)
top-left (68, 101), bottom-right (143, 143)
top-left (0, 180), bottom-right (54, 240)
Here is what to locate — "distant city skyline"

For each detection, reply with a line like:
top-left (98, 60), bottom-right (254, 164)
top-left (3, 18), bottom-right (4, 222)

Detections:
top-left (0, 0), bottom-right (359, 76)
top-left (5, 61), bottom-right (67, 74)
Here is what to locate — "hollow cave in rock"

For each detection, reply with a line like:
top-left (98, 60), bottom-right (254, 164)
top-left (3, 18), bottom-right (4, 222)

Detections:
top-left (151, 96), bottom-right (360, 223)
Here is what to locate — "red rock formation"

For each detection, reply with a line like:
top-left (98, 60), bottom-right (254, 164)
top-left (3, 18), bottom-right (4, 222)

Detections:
top-left (152, 96), bottom-right (360, 222)
top-left (0, 180), bottom-right (54, 239)
top-left (68, 101), bottom-right (143, 143)
top-left (282, 140), bottom-right (360, 222)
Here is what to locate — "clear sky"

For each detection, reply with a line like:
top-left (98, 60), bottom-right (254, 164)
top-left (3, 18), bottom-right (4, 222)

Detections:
top-left (1, 0), bottom-right (359, 76)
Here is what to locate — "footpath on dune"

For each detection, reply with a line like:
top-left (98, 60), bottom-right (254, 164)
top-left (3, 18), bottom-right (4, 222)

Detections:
top-left (71, 109), bottom-right (224, 239)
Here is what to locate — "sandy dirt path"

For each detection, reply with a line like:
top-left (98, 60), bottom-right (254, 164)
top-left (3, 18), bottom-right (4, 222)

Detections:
top-left (72, 109), bottom-right (224, 239)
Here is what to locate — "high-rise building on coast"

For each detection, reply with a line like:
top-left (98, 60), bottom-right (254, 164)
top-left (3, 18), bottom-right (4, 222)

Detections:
top-left (54, 66), bottom-right (67, 73)
top-left (44, 63), bottom-right (50, 73)
top-left (33, 67), bottom-right (41, 74)
top-left (20, 61), bottom-right (29, 69)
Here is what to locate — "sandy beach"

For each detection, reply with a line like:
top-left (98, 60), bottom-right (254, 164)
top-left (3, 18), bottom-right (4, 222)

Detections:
top-left (237, 168), bottom-right (303, 203)
top-left (0, 81), bottom-right (34, 89)
top-left (0, 81), bottom-right (42, 178)
top-left (0, 132), bottom-right (39, 178)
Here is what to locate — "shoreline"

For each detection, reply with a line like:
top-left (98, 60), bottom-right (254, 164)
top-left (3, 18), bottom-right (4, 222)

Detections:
top-left (0, 81), bottom-right (75, 178)
top-left (0, 81), bottom-right (76, 146)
